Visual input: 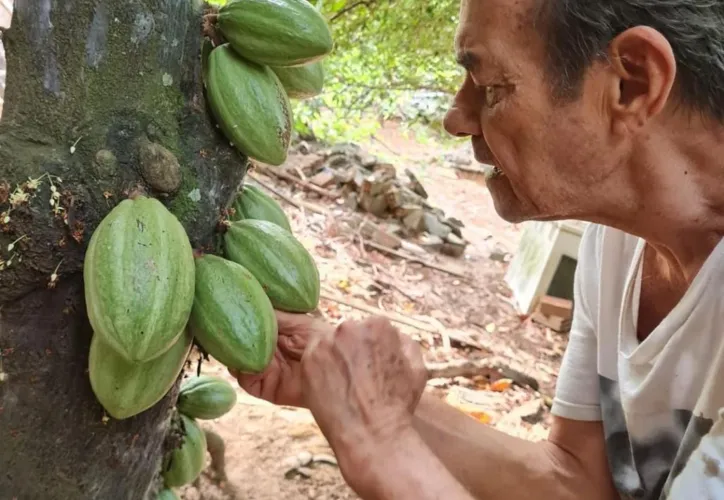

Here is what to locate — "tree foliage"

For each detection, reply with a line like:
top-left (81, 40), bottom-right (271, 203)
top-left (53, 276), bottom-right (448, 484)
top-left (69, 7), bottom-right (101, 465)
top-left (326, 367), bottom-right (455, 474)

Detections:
top-left (301, 0), bottom-right (462, 142)
top-left (208, 0), bottom-right (463, 142)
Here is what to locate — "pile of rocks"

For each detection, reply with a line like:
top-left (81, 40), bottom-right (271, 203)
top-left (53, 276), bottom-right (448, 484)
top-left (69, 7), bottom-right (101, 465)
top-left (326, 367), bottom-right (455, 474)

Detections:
top-left (292, 142), bottom-right (469, 257)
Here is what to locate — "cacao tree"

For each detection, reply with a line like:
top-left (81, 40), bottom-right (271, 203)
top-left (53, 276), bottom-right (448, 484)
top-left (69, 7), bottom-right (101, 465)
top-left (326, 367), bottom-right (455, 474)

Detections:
top-left (0, 1), bottom-right (249, 498)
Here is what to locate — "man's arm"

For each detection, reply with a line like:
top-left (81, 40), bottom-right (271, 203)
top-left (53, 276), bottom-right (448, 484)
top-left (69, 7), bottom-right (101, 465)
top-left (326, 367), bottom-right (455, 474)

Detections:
top-left (415, 394), bottom-right (618, 499)
top-left (338, 424), bottom-right (476, 500)
top-left (344, 392), bottom-right (619, 500)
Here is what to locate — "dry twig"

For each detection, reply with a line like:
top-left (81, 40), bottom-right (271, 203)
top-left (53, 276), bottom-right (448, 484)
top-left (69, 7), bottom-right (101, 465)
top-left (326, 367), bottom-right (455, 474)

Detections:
top-left (320, 290), bottom-right (486, 351)
top-left (259, 165), bottom-right (340, 199)
top-left (248, 173), bottom-right (327, 215)
top-left (426, 358), bottom-right (540, 391)
top-left (356, 237), bottom-right (468, 280)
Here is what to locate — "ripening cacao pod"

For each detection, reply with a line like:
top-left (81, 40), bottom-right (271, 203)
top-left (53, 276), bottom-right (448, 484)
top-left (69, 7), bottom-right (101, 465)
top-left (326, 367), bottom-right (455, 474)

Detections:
top-left (188, 254), bottom-right (278, 373)
top-left (205, 44), bottom-right (293, 166)
top-left (178, 375), bottom-right (238, 420)
top-left (224, 219), bottom-right (320, 312)
top-left (217, 0), bottom-right (333, 67)
top-left (83, 195), bottom-right (195, 362)
top-left (89, 328), bottom-right (193, 420)
top-left (163, 414), bottom-right (207, 487)
top-left (270, 61), bottom-right (325, 99)
top-left (229, 184), bottom-right (292, 232)
top-left (156, 489), bottom-right (180, 500)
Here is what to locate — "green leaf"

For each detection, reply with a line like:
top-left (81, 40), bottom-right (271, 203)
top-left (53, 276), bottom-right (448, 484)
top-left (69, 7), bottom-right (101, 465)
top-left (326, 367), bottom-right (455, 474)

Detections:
top-left (285, 0), bottom-right (462, 143)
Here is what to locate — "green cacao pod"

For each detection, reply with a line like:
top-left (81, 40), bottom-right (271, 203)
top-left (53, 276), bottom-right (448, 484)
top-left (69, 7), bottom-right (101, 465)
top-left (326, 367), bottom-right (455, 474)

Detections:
top-left (178, 375), bottom-right (238, 420)
top-left (217, 0), bottom-right (333, 67)
top-left (156, 489), bottom-right (180, 500)
top-left (89, 328), bottom-right (193, 420)
top-left (224, 220), bottom-right (320, 312)
top-left (230, 184), bottom-right (292, 232)
top-left (271, 61), bottom-right (325, 99)
top-left (84, 195), bottom-right (195, 362)
top-left (206, 44), bottom-right (292, 166)
top-left (163, 414), bottom-right (207, 488)
top-left (189, 254), bottom-right (278, 373)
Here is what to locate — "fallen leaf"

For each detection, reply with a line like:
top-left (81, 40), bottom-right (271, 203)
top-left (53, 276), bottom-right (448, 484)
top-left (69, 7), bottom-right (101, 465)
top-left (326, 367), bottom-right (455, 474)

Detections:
top-left (490, 378), bottom-right (513, 392)
top-left (323, 303), bottom-right (341, 319)
top-left (468, 411), bottom-right (493, 424)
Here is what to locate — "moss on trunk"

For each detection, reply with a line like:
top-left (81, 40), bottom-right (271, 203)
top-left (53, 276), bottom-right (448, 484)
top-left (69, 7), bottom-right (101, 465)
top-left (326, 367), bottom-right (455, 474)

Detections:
top-left (0, 0), bottom-right (247, 498)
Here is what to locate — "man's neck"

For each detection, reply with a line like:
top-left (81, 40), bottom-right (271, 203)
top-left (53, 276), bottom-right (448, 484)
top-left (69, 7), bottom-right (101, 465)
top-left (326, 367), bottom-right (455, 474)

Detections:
top-left (594, 118), bottom-right (724, 284)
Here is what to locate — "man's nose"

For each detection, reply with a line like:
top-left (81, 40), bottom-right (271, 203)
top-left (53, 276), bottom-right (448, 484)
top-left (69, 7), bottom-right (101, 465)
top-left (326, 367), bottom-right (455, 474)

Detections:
top-left (443, 81), bottom-right (482, 138)
top-left (443, 105), bottom-right (476, 137)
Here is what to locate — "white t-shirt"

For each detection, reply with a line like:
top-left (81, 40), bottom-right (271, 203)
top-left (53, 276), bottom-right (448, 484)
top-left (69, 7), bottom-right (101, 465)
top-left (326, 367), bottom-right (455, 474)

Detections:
top-left (551, 223), bottom-right (724, 500)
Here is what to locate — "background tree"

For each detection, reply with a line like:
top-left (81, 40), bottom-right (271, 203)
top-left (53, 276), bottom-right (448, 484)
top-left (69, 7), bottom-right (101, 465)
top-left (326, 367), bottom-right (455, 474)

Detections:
top-left (297, 0), bottom-right (462, 142)
top-left (0, 1), bottom-right (247, 498)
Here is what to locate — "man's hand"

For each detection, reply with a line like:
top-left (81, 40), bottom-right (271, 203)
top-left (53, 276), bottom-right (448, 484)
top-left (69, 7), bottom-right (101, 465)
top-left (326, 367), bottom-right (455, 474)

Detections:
top-left (300, 318), bottom-right (428, 483)
top-left (233, 313), bottom-right (476, 499)
top-left (231, 311), bottom-right (333, 408)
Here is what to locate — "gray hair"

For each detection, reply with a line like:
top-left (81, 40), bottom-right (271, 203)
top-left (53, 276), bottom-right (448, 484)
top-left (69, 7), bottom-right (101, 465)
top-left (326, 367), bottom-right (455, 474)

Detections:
top-left (537, 0), bottom-right (724, 121)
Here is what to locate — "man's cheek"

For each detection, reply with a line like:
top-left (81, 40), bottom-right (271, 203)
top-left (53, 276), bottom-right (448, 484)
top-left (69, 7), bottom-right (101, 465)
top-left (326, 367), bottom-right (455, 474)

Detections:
top-left (482, 125), bottom-right (516, 173)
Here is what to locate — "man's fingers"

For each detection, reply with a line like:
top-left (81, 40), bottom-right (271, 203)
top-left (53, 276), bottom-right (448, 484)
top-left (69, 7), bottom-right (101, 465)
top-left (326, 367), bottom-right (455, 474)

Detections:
top-left (230, 351), bottom-right (283, 401)
top-left (275, 311), bottom-right (316, 361)
top-left (275, 310), bottom-right (313, 331)
top-left (278, 330), bottom-right (306, 361)
top-left (399, 334), bottom-right (428, 411)
top-left (401, 335), bottom-right (425, 368)
top-left (276, 310), bottom-right (335, 335)
top-left (230, 368), bottom-right (263, 395)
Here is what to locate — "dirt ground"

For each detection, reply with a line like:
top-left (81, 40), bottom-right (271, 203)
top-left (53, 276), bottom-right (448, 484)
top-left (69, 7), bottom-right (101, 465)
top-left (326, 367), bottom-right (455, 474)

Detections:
top-left (178, 123), bottom-right (570, 499)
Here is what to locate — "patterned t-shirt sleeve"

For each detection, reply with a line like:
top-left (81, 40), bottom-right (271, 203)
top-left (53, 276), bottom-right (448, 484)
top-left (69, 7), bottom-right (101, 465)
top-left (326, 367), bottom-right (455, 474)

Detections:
top-left (551, 224), bottom-right (603, 422)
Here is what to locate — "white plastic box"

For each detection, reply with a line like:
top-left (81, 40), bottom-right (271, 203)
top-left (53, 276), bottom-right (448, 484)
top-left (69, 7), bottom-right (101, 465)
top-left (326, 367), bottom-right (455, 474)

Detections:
top-left (504, 220), bottom-right (587, 315)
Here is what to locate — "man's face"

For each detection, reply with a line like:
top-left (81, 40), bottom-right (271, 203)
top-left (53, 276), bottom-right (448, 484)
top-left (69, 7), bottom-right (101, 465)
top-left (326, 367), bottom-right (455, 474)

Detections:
top-left (444, 0), bottom-right (620, 223)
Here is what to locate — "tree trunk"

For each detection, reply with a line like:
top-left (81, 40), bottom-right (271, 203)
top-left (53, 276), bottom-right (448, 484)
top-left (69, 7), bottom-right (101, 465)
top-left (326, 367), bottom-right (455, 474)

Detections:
top-left (0, 0), bottom-right (247, 498)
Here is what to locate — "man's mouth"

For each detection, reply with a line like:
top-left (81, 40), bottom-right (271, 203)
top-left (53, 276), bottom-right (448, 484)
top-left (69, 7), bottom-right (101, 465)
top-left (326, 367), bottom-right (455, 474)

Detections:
top-left (482, 164), bottom-right (504, 180)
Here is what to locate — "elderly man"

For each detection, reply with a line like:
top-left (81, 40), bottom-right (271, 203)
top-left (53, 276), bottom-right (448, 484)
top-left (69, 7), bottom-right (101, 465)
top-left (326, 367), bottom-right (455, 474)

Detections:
top-left (234, 0), bottom-right (724, 498)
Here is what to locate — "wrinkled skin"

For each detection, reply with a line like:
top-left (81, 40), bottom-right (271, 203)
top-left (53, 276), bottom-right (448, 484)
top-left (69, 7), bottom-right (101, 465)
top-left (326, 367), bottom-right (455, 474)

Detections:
top-left (237, 0), bottom-right (724, 497)
top-left (234, 312), bottom-right (427, 437)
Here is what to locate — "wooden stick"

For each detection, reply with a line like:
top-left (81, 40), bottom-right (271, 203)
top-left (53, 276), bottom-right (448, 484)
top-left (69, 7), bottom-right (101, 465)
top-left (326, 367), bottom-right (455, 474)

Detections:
top-left (371, 133), bottom-right (400, 156)
top-left (425, 359), bottom-right (540, 390)
top-left (321, 291), bottom-right (438, 333)
top-left (355, 237), bottom-right (469, 280)
top-left (427, 359), bottom-right (498, 379)
top-left (259, 165), bottom-right (340, 199)
top-left (247, 173), bottom-right (328, 215)
top-left (319, 290), bottom-right (485, 351)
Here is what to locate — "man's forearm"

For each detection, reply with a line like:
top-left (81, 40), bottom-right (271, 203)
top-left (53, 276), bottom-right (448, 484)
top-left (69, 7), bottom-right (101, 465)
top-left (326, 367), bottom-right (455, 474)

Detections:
top-left (341, 425), bottom-right (476, 500)
top-left (411, 393), bottom-right (616, 500)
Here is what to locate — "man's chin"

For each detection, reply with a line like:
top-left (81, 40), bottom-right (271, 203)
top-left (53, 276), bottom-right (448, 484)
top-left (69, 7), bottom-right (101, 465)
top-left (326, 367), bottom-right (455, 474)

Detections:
top-left (485, 174), bottom-right (526, 223)
top-left (485, 175), bottom-right (549, 224)
top-left (490, 195), bottom-right (570, 224)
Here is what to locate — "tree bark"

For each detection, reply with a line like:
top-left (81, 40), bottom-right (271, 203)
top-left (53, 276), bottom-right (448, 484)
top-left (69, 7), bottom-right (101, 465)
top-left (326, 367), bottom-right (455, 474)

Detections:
top-left (0, 1), bottom-right (247, 498)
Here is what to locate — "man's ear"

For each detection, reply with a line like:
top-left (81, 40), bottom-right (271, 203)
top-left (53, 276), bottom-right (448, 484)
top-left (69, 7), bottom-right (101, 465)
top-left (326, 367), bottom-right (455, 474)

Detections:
top-left (605, 26), bottom-right (677, 132)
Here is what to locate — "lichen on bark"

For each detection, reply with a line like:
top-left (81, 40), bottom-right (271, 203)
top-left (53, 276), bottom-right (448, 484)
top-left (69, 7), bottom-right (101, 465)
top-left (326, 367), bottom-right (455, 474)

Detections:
top-left (0, 0), bottom-right (247, 498)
